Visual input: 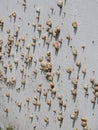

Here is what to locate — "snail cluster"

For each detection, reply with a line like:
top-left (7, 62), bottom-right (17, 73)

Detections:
top-left (0, 0), bottom-right (97, 130)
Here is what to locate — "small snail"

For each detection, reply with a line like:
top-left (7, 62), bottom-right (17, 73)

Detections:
top-left (46, 20), bottom-right (52, 27)
top-left (57, 0), bottom-right (63, 8)
top-left (44, 116), bottom-right (49, 125)
top-left (72, 21), bottom-right (78, 29)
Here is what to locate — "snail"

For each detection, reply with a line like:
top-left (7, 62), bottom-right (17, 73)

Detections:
top-left (90, 78), bottom-right (95, 86)
top-left (3, 75), bottom-right (7, 82)
top-left (58, 99), bottom-right (63, 110)
top-left (81, 121), bottom-right (87, 127)
top-left (72, 49), bottom-right (78, 61)
top-left (81, 45), bottom-right (86, 50)
top-left (53, 41), bottom-right (59, 52)
top-left (63, 102), bottom-right (67, 110)
top-left (4, 107), bottom-right (8, 116)
top-left (83, 126), bottom-right (90, 130)
top-left (37, 24), bottom-right (42, 33)
top-left (21, 79), bottom-right (26, 86)
top-left (57, 0), bottom-right (63, 8)
top-left (54, 26), bottom-right (60, 35)
top-left (21, 36), bottom-right (25, 43)
top-left (94, 81), bottom-right (98, 86)
top-left (15, 42), bottom-right (19, 50)
top-left (55, 69), bottom-right (60, 81)
top-left (72, 78), bottom-right (78, 87)
top-left (5, 91), bottom-right (10, 102)
top-left (46, 99), bottom-right (52, 110)
top-left (12, 12), bottom-right (17, 22)
top-left (26, 43), bottom-right (30, 50)
top-left (66, 67), bottom-right (73, 79)
top-left (57, 112), bottom-right (63, 127)
top-left (37, 84), bottom-right (42, 98)
top-left (83, 84), bottom-right (89, 96)
top-left (72, 21), bottom-right (78, 29)
top-left (95, 91), bottom-right (98, 98)
top-left (29, 113), bottom-right (33, 122)
top-left (32, 36), bottom-right (37, 43)
top-left (43, 89), bottom-right (49, 101)
top-left (70, 109), bottom-right (79, 127)
top-left (71, 88), bottom-right (77, 95)
top-left (44, 116), bottom-right (49, 126)
top-left (51, 87), bottom-right (56, 95)
top-left (82, 68), bottom-right (86, 78)
top-left (36, 8), bottom-right (40, 15)
top-left (22, 1), bottom-right (26, 7)
top-left (14, 58), bottom-right (18, 67)
top-left (71, 87), bottom-right (77, 102)
top-left (91, 97), bottom-right (96, 104)
top-left (50, 81), bottom-right (55, 89)
top-left (45, 52), bottom-right (51, 62)
top-left (66, 34), bottom-right (71, 41)
top-left (16, 101), bottom-right (22, 112)
top-left (48, 28), bottom-right (53, 35)
top-left (46, 72), bottom-right (53, 81)
top-left (72, 49), bottom-right (78, 56)
top-left (57, 94), bottom-right (62, 100)
top-left (46, 20), bottom-right (52, 27)
top-left (76, 60), bottom-right (81, 69)
top-left (26, 97), bottom-right (30, 105)
top-left (42, 35), bottom-right (46, 41)
top-left (81, 117), bottom-right (87, 127)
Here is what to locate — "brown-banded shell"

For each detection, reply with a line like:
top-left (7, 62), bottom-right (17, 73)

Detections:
top-left (71, 88), bottom-right (77, 96)
top-left (72, 49), bottom-right (78, 56)
top-left (94, 81), bottom-right (98, 86)
top-left (26, 44), bottom-right (30, 50)
top-left (72, 21), bottom-right (78, 29)
top-left (83, 84), bottom-right (88, 91)
top-left (46, 99), bottom-right (52, 106)
top-left (66, 34), bottom-right (71, 40)
top-left (81, 117), bottom-right (87, 122)
top-left (57, 112), bottom-right (63, 121)
top-left (37, 84), bottom-right (42, 93)
top-left (57, 0), bottom-right (63, 8)
top-left (53, 41), bottom-right (59, 50)
top-left (12, 12), bottom-right (17, 18)
top-left (46, 20), bottom-right (52, 27)
top-left (54, 26), bottom-right (60, 34)
top-left (81, 121), bottom-right (87, 127)
top-left (72, 79), bottom-right (78, 86)
top-left (76, 60), bottom-right (81, 67)
top-left (66, 67), bottom-right (72, 74)
top-left (90, 78), bottom-right (95, 84)
top-left (50, 82), bottom-right (55, 89)
top-left (57, 94), bottom-right (62, 100)
top-left (44, 116), bottom-right (49, 124)
top-left (42, 35), bottom-right (46, 40)
top-left (82, 68), bottom-right (86, 74)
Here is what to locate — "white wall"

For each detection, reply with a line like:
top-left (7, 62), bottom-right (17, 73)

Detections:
top-left (0, 0), bottom-right (98, 130)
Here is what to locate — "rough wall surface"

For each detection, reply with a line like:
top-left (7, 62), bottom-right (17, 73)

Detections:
top-left (0, 0), bottom-right (98, 130)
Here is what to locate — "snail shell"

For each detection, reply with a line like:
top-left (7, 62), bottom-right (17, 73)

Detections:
top-left (57, 0), bottom-right (63, 8)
